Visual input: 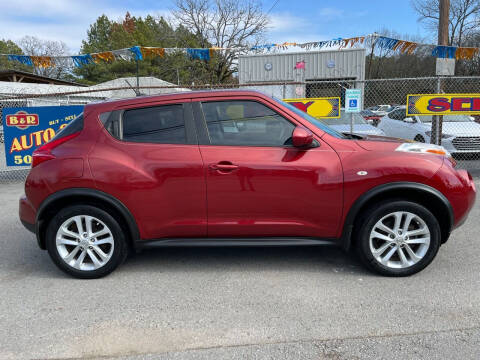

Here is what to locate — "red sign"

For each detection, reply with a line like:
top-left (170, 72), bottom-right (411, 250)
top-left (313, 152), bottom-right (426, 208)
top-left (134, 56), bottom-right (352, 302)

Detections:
top-left (6, 111), bottom-right (39, 130)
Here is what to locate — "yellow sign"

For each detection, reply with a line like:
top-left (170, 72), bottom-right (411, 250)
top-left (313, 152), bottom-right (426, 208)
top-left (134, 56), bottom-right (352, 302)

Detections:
top-left (283, 97), bottom-right (340, 118)
top-left (407, 94), bottom-right (480, 116)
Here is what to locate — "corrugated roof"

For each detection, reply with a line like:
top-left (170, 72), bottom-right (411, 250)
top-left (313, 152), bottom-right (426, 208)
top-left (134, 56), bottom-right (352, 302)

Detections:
top-left (0, 70), bottom-right (87, 86)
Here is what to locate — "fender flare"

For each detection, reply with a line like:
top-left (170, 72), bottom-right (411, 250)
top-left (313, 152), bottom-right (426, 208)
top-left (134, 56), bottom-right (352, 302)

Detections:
top-left (341, 182), bottom-right (454, 250)
top-left (36, 188), bottom-right (140, 249)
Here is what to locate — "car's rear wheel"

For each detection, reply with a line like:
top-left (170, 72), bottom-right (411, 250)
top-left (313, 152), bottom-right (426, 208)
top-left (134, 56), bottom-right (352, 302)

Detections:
top-left (46, 205), bottom-right (128, 279)
top-left (356, 201), bottom-right (441, 276)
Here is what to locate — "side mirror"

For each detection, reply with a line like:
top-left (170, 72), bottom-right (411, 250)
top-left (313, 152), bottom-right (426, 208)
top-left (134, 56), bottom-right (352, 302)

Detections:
top-left (292, 127), bottom-right (314, 148)
top-left (404, 117), bottom-right (415, 123)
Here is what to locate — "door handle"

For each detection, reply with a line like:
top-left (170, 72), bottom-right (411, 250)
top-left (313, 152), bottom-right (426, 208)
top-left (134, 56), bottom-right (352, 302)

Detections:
top-left (209, 162), bottom-right (239, 172)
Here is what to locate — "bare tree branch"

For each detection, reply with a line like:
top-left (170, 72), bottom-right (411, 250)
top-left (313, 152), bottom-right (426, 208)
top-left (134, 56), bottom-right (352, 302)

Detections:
top-left (19, 36), bottom-right (71, 79)
top-left (172, 0), bottom-right (269, 83)
top-left (411, 0), bottom-right (480, 46)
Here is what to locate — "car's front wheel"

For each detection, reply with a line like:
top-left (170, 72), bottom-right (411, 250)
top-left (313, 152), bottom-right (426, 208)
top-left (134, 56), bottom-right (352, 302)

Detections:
top-left (46, 205), bottom-right (128, 279)
top-left (356, 201), bottom-right (441, 276)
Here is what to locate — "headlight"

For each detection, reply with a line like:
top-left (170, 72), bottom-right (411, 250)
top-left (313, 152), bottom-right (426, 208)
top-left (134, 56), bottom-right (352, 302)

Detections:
top-left (425, 131), bottom-right (454, 139)
top-left (396, 142), bottom-right (451, 157)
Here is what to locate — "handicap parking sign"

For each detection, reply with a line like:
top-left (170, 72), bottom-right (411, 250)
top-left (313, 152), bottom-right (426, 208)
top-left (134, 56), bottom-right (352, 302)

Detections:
top-left (345, 89), bottom-right (362, 113)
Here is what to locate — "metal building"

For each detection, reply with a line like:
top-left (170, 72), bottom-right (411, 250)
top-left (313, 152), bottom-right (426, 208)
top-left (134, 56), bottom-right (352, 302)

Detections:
top-left (238, 48), bottom-right (366, 101)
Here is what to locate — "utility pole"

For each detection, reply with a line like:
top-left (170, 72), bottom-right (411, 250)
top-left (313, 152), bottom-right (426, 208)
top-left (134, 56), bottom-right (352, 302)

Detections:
top-left (367, 33), bottom-right (377, 80)
top-left (432, 0), bottom-right (450, 145)
top-left (438, 0), bottom-right (450, 46)
top-left (136, 59), bottom-right (140, 96)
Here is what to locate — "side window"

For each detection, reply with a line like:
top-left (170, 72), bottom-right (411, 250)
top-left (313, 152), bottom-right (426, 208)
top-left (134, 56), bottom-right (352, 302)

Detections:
top-left (390, 109), bottom-right (406, 121)
top-left (201, 101), bottom-right (295, 146)
top-left (120, 104), bottom-right (186, 144)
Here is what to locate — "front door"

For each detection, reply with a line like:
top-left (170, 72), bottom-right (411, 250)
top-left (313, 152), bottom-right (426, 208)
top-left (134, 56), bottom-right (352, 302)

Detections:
top-left (195, 98), bottom-right (343, 238)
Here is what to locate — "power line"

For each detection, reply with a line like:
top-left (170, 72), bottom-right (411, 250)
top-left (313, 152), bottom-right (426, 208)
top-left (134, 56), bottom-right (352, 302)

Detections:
top-left (266, 0), bottom-right (280, 15)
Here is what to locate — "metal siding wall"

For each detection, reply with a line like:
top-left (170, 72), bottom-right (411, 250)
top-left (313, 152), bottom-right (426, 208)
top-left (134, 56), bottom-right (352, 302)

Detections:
top-left (239, 49), bottom-right (366, 83)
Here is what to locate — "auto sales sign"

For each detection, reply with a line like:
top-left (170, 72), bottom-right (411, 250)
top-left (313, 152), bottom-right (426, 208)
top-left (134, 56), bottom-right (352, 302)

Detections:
top-left (3, 106), bottom-right (83, 166)
top-left (407, 94), bottom-right (480, 116)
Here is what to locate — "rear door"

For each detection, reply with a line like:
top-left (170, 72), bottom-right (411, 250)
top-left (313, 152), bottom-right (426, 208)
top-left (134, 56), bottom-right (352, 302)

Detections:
top-left (192, 96), bottom-right (343, 238)
top-left (90, 100), bottom-right (207, 240)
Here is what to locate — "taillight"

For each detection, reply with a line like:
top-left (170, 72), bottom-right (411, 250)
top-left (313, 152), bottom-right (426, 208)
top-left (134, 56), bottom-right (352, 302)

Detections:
top-left (32, 132), bottom-right (80, 168)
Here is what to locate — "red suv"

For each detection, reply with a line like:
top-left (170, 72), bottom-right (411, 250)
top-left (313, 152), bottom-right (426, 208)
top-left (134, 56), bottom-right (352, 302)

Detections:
top-left (19, 90), bottom-right (475, 278)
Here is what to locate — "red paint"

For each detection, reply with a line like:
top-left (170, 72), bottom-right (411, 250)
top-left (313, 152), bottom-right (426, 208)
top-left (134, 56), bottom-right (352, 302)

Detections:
top-left (427, 96), bottom-right (480, 112)
top-left (294, 60), bottom-right (305, 69)
top-left (292, 127), bottom-right (313, 147)
top-left (427, 97), bottom-right (450, 112)
top-left (451, 97), bottom-right (472, 111)
top-left (31, 132), bottom-right (79, 168)
top-left (20, 90), bottom-right (476, 245)
top-left (472, 98), bottom-right (480, 111)
top-left (289, 101), bottom-right (314, 112)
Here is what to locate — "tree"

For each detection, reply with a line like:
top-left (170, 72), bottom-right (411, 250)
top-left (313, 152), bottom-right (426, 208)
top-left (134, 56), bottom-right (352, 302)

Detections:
top-left (455, 31), bottom-right (480, 74)
top-left (0, 39), bottom-right (31, 72)
top-left (19, 36), bottom-right (71, 79)
top-left (172, 0), bottom-right (269, 83)
top-left (76, 13), bottom-right (214, 85)
top-left (366, 29), bottom-right (434, 79)
top-left (411, 0), bottom-right (480, 46)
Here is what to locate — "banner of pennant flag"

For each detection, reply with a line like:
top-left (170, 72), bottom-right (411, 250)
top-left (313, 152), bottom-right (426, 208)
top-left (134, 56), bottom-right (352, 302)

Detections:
top-left (2, 34), bottom-right (479, 69)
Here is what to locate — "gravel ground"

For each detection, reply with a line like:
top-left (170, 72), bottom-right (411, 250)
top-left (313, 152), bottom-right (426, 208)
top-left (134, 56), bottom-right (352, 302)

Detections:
top-left (0, 181), bottom-right (479, 359)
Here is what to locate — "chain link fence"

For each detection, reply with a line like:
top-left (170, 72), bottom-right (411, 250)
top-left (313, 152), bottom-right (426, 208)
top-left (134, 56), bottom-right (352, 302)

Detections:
top-left (1, 76), bottom-right (480, 182)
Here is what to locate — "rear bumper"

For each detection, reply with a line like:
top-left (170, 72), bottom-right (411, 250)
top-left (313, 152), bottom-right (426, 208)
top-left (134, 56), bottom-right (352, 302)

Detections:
top-left (19, 195), bottom-right (42, 248)
top-left (21, 219), bottom-right (35, 233)
top-left (19, 194), bottom-right (36, 227)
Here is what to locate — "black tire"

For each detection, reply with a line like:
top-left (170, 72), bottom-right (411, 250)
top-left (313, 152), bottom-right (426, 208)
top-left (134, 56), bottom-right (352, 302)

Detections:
top-left (46, 205), bottom-right (128, 279)
top-left (414, 135), bottom-right (425, 143)
top-left (355, 200), bottom-right (441, 277)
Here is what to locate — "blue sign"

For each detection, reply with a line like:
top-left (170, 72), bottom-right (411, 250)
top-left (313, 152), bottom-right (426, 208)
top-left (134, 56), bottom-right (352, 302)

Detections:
top-left (345, 89), bottom-right (362, 113)
top-left (3, 106), bottom-right (84, 166)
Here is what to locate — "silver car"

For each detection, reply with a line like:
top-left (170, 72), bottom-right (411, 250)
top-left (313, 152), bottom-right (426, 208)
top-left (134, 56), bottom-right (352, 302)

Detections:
top-left (320, 112), bottom-right (385, 136)
top-left (378, 106), bottom-right (480, 155)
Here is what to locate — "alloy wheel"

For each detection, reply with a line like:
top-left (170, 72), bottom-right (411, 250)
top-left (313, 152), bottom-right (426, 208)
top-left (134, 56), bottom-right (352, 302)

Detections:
top-left (369, 211), bottom-right (430, 269)
top-left (55, 215), bottom-right (114, 271)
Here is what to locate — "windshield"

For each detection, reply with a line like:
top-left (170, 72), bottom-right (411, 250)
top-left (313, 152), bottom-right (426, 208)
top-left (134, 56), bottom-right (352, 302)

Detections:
top-left (419, 115), bottom-right (474, 123)
top-left (274, 98), bottom-right (347, 139)
top-left (378, 105), bottom-right (391, 112)
top-left (321, 113), bottom-right (368, 126)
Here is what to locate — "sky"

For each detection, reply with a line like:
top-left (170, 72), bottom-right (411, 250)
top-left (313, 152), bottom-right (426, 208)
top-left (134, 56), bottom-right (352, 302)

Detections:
top-left (0, 0), bottom-right (432, 53)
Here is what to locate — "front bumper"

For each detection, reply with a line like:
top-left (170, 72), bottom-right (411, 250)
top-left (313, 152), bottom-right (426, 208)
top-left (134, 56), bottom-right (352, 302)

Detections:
top-left (452, 169), bottom-right (476, 229)
top-left (434, 137), bottom-right (480, 154)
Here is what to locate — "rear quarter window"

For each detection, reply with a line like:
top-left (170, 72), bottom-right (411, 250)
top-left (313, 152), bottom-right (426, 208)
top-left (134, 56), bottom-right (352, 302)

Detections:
top-left (101, 105), bottom-right (187, 144)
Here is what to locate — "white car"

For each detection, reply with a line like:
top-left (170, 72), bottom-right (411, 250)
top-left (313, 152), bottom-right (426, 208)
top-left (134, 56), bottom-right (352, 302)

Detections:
top-left (320, 112), bottom-right (385, 136)
top-left (366, 105), bottom-right (396, 117)
top-left (378, 106), bottom-right (480, 155)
